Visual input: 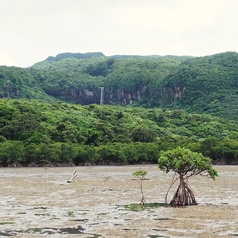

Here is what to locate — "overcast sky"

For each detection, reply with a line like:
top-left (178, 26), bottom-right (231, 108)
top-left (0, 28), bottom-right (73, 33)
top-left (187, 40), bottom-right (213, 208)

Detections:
top-left (1, 0), bottom-right (238, 67)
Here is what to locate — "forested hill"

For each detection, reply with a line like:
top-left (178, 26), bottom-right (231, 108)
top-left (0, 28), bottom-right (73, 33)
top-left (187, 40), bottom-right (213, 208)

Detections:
top-left (0, 99), bottom-right (238, 166)
top-left (0, 51), bottom-right (238, 120)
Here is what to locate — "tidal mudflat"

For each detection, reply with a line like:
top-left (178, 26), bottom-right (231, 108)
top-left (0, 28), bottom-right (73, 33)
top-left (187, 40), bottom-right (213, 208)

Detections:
top-left (0, 165), bottom-right (237, 237)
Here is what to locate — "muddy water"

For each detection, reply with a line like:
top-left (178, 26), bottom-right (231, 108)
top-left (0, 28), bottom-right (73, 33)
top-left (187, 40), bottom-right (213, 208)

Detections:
top-left (0, 165), bottom-right (237, 237)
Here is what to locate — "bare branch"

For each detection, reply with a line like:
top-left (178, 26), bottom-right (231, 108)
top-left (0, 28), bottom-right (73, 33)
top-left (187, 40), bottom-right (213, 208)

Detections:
top-left (67, 170), bottom-right (78, 183)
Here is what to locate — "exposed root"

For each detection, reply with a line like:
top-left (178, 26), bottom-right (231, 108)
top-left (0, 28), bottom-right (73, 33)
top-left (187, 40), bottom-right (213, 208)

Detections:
top-left (165, 172), bottom-right (178, 204)
top-left (170, 180), bottom-right (197, 207)
top-left (140, 193), bottom-right (146, 205)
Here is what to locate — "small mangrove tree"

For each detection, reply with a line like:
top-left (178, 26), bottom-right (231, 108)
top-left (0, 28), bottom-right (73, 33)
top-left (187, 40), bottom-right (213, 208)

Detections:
top-left (133, 170), bottom-right (148, 205)
top-left (158, 147), bottom-right (218, 207)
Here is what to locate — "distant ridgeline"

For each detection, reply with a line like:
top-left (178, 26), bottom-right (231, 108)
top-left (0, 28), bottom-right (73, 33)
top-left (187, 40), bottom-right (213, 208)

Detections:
top-left (45, 52), bottom-right (105, 61)
top-left (0, 51), bottom-right (238, 121)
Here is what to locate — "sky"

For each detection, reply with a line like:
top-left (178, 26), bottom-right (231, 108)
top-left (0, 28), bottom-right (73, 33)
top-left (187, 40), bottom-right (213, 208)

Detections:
top-left (1, 0), bottom-right (238, 68)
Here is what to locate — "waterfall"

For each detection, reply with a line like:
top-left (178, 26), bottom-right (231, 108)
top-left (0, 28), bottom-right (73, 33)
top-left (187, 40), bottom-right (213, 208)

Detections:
top-left (100, 87), bottom-right (104, 105)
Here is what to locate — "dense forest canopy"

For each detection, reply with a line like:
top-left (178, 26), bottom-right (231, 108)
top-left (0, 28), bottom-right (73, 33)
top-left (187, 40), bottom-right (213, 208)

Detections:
top-left (0, 99), bottom-right (238, 166)
top-left (0, 51), bottom-right (238, 166)
top-left (162, 52), bottom-right (238, 120)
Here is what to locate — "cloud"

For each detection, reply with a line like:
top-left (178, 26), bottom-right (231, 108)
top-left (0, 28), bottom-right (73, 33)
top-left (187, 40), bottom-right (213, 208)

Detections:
top-left (0, 0), bottom-right (238, 67)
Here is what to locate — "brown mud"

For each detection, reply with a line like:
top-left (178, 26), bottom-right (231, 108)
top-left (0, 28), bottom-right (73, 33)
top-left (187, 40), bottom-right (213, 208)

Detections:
top-left (0, 165), bottom-right (237, 237)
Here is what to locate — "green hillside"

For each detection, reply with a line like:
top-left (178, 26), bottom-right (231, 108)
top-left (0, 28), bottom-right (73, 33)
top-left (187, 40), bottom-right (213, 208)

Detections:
top-left (1, 51), bottom-right (237, 120)
top-left (161, 52), bottom-right (238, 120)
top-left (0, 66), bottom-right (54, 101)
top-left (0, 99), bottom-right (238, 166)
top-left (29, 54), bottom-right (191, 105)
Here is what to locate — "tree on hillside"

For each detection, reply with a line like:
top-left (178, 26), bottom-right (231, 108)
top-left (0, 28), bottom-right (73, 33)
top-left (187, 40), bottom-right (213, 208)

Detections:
top-left (158, 147), bottom-right (218, 207)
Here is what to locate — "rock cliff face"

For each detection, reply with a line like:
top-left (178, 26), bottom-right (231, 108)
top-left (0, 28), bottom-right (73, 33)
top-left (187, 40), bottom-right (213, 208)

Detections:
top-left (106, 86), bottom-right (146, 105)
top-left (56, 86), bottom-right (146, 105)
top-left (162, 86), bottom-right (186, 105)
top-left (46, 82), bottom-right (185, 106)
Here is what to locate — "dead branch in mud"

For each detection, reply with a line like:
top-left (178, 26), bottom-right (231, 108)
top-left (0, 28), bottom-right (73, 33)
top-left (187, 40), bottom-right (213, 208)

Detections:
top-left (67, 170), bottom-right (78, 183)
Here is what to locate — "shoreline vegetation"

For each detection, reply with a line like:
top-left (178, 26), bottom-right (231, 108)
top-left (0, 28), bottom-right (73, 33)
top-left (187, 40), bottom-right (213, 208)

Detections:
top-left (1, 99), bottom-right (238, 167)
top-left (4, 160), bottom-right (237, 168)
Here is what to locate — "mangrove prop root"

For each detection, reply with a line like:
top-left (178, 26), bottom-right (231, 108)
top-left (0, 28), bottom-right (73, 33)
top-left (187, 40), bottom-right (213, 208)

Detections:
top-left (140, 193), bottom-right (146, 205)
top-left (165, 173), bottom-right (178, 204)
top-left (170, 181), bottom-right (198, 207)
